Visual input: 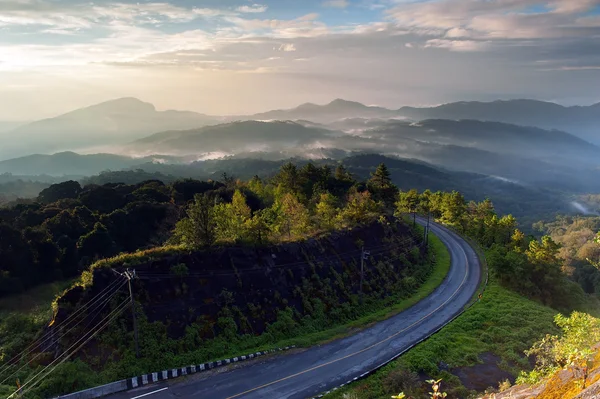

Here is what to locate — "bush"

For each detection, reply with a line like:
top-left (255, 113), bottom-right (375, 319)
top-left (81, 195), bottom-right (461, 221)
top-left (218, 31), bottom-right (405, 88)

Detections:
top-left (382, 368), bottom-right (421, 396)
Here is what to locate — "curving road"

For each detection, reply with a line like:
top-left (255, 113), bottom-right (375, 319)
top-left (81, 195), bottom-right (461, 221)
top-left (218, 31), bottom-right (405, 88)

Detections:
top-left (106, 219), bottom-right (481, 399)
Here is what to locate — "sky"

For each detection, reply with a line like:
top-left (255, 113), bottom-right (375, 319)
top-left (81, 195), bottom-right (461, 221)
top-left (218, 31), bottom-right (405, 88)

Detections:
top-left (0, 0), bottom-right (599, 120)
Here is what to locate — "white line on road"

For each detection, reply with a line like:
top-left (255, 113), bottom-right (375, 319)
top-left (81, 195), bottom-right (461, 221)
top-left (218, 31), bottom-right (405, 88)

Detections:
top-left (131, 387), bottom-right (169, 399)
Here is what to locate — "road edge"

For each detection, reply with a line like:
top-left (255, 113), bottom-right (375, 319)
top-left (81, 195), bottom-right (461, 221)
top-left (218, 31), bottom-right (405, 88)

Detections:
top-left (311, 221), bottom-right (488, 398)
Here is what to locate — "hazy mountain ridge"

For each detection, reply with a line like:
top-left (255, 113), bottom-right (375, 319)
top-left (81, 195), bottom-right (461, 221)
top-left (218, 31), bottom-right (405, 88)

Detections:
top-left (397, 99), bottom-right (600, 143)
top-left (245, 98), bottom-right (400, 123)
top-left (128, 120), bottom-right (340, 156)
top-left (0, 98), bottom-right (220, 160)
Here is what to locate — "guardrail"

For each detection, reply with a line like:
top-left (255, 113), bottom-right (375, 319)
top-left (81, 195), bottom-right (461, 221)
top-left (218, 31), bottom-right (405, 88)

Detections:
top-left (53, 346), bottom-right (296, 399)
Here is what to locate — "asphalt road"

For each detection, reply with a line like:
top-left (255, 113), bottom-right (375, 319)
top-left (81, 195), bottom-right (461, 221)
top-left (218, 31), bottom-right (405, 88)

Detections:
top-left (106, 219), bottom-right (481, 399)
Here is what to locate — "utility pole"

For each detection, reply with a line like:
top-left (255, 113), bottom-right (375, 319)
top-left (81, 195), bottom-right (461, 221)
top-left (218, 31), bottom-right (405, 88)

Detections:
top-left (425, 211), bottom-right (431, 246)
top-left (124, 269), bottom-right (140, 358)
top-left (359, 247), bottom-right (370, 305)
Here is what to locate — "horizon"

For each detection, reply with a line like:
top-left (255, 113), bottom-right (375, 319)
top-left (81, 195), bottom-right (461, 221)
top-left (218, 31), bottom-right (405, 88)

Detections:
top-left (3, 95), bottom-right (600, 123)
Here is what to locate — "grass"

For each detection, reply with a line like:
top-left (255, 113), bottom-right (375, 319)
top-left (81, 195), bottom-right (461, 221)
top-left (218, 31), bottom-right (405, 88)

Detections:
top-left (0, 279), bottom-right (75, 314)
top-left (326, 281), bottom-right (560, 399)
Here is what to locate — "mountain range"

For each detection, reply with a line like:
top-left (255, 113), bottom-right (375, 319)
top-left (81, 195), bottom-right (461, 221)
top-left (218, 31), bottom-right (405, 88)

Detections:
top-left (3, 96), bottom-right (598, 162)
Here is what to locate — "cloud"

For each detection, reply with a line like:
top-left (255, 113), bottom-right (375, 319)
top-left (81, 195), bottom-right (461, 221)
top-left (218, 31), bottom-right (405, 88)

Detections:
top-left (278, 43), bottom-right (297, 52)
top-left (425, 39), bottom-right (489, 51)
top-left (322, 0), bottom-right (350, 8)
top-left (236, 4), bottom-right (268, 13)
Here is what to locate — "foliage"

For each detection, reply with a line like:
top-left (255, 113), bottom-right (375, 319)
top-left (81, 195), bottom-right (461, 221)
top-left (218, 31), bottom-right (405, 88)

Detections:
top-left (518, 312), bottom-right (600, 384)
top-left (172, 194), bottom-right (216, 248)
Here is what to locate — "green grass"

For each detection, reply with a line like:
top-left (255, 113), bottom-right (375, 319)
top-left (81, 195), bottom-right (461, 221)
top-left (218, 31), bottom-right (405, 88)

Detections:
top-left (326, 281), bottom-right (560, 399)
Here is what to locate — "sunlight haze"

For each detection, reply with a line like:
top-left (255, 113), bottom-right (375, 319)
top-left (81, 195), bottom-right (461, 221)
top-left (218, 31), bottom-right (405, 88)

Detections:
top-left (1, 0), bottom-right (599, 119)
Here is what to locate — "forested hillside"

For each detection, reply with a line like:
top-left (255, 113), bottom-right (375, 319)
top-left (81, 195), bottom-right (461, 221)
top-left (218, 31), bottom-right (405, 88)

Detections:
top-left (1, 159), bottom-right (599, 399)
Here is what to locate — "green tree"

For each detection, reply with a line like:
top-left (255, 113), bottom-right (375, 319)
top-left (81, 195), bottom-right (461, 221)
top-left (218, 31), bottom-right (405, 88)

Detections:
top-left (273, 162), bottom-right (301, 195)
top-left (368, 163), bottom-right (398, 206)
top-left (334, 164), bottom-right (353, 182)
top-left (315, 192), bottom-right (339, 231)
top-left (38, 181), bottom-right (82, 204)
top-left (214, 190), bottom-right (252, 243)
top-left (244, 210), bottom-right (271, 244)
top-left (77, 222), bottom-right (116, 261)
top-left (173, 193), bottom-right (216, 248)
top-left (274, 193), bottom-right (311, 239)
top-left (339, 190), bottom-right (381, 225)
top-left (395, 189), bottom-right (419, 227)
top-left (521, 312), bottom-right (600, 384)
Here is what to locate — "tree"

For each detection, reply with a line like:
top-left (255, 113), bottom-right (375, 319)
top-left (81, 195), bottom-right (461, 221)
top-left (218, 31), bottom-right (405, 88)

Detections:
top-left (38, 181), bottom-right (82, 204)
top-left (315, 192), bottom-right (339, 231)
top-left (275, 193), bottom-right (311, 239)
top-left (339, 190), bottom-right (381, 225)
top-left (244, 210), bottom-right (271, 244)
top-left (173, 194), bottom-right (216, 248)
top-left (522, 312), bottom-right (600, 385)
top-left (368, 163), bottom-right (398, 206)
top-left (77, 222), bottom-right (116, 261)
top-left (334, 164), bottom-right (353, 182)
top-left (440, 191), bottom-right (467, 230)
top-left (214, 190), bottom-right (252, 243)
top-left (395, 189), bottom-right (419, 227)
top-left (273, 162), bottom-right (301, 195)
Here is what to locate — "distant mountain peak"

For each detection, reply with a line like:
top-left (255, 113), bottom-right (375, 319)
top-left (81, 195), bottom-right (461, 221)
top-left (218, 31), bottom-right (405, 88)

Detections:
top-left (328, 98), bottom-right (366, 108)
top-left (79, 97), bottom-right (156, 114)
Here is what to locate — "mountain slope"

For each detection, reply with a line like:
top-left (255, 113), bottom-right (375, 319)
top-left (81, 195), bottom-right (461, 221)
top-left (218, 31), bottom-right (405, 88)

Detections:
top-left (0, 152), bottom-right (147, 176)
top-left (398, 99), bottom-right (600, 143)
top-left (128, 120), bottom-right (339, 156)
top-left (371, 119), bottom-right (600, 166)
top-left (0, 98), bottom-right (219, 160)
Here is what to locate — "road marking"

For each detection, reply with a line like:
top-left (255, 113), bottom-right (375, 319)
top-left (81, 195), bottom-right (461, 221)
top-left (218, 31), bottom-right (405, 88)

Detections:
top-left (225, 227), bottom-right (471, 399)
top-left (131, 387), bottom-right (168, 399)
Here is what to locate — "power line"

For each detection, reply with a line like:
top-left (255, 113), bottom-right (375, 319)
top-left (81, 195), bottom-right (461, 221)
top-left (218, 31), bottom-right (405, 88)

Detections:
top-left (0, 280), bottom-right (125, 384)
top-left (7, 298), bottom-right (131, 399)
top-left (0, 276), bottom-right (126, 381)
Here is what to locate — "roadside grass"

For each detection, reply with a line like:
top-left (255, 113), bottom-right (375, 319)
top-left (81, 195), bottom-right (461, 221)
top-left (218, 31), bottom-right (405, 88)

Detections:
top-left (326, 281), bottom-right (560, 399)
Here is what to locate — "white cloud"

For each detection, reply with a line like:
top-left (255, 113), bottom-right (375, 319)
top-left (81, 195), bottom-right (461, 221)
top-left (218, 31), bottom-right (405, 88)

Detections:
top-left (425, 39), bottom-right (489, 51)
top-left (445, 27), bottom-right (471, 38)
top-left (236, 4), bottom-right (268, 13)
top-left (322, 0), bottom-right (349, 8)
top-left (278, 43), bottom-right (297, 52)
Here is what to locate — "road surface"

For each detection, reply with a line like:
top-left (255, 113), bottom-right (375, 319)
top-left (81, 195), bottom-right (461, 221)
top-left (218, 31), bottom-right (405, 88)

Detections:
top-left (106, 219), bottom-right (481, 399)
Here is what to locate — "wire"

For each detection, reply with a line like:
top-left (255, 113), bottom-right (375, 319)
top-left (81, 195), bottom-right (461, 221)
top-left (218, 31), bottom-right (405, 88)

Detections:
top-left (0, 276), bottom-right (124, 378)
top-left (7, 298), bottom-right (131, 399)
top-left (0, 278), bottom-right (127, 384)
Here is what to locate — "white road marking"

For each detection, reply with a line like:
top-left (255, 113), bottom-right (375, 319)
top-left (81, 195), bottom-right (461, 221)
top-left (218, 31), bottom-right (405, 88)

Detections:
top-left (131, 387), bottom-right (168, 399)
